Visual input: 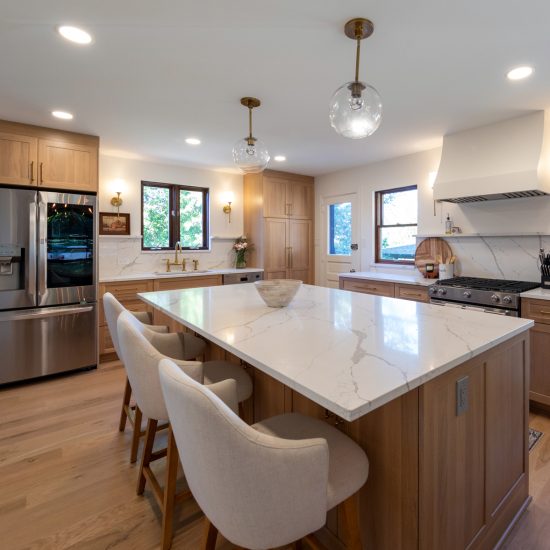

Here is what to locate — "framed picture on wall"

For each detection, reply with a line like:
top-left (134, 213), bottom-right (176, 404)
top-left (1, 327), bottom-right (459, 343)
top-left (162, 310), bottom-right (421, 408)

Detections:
top-left (99, 213), bottom-right (131, 235)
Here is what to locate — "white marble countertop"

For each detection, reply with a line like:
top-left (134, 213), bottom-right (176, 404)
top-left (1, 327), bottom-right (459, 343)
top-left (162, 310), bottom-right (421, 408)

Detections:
top-left (139, 284), bottom-right (533, 421)
top-left (99, 267), bottom-right (264, 284)
top-left (338, 270), bottom-right (433, 286)
top-left (521, 287), bottom-right (550, 301)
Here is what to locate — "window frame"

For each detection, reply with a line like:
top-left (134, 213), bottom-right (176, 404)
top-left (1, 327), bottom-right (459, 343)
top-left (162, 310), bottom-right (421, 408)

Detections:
top-left (375, 184), bottom-right (417, 265)
top-left (141, 180), bottom-right (210, 251)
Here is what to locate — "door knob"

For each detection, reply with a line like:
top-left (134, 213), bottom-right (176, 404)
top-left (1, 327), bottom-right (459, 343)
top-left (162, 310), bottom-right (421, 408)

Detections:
top-left (350, 243), bottom-right (358, 250)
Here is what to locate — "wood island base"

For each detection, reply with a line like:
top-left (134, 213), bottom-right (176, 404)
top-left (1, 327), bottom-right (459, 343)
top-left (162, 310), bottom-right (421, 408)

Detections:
top-left (153, 309), bottom-right (530, 550)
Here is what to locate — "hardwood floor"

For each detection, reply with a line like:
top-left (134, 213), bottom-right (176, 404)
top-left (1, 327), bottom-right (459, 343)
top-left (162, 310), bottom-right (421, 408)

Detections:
top-left (0, 362), bottom-right (548, 549)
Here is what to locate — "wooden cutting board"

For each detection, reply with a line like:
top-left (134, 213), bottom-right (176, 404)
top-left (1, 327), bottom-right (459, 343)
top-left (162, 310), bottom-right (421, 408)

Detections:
top-left (415, 237), bottom-right (453, 278)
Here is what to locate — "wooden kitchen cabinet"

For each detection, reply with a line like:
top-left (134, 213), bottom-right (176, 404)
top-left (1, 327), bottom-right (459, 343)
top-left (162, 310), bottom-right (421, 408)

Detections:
top-left (0, 120), bottom-right (99, 192)
top-left (98, 279), bottom-right (155, 360)
top-left (0, 132), bottom-right (38, 186)
top-left (339, 277), bottom-right (431, 303)
top-left (522, 297), bottom-right (550, 406)
top-left (245, 169), bottom-right (314, 283)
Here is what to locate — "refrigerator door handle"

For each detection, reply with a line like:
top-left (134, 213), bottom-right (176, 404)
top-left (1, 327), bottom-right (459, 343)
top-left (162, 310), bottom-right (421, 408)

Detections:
top-left (38, 198), bottom-right (47, 299)
top-left (28, 200), bottom-right (37, 304)
top-left (0, 305), bottom-right (94, 322)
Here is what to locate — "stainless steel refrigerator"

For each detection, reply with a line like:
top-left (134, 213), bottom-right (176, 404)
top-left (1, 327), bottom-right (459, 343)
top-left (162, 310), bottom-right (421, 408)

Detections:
top-left (0, 187), bottom-right (97, 384)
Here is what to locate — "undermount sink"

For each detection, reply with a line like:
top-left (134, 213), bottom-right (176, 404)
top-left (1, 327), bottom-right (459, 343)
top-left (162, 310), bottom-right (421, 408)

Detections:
top-left (153, 270), bottom-right (213, 276)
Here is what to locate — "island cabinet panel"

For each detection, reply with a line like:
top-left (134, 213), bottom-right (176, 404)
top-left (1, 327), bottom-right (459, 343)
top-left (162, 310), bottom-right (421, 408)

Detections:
top-left (419, 334), bottom-right (529, 550)
top-left (419, 358), bottom-right (486, 549)
top-left (522, 297), bottom-right (550, 406)
top-left (0, 132), bottom-right (37, 186)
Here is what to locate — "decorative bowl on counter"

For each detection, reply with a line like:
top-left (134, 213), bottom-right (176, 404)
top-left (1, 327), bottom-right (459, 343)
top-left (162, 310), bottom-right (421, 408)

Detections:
top-left (254, 279), bottom-right (302, 307)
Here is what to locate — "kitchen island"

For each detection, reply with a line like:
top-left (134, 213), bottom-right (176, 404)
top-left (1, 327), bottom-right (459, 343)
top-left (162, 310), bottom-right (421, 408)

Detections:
top-left (140, 283), bottom-right (533, 549)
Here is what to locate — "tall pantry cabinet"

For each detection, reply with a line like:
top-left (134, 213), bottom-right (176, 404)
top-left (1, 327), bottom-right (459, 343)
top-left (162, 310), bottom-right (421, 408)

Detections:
top-left (244, 170), bottom-right (314, 284)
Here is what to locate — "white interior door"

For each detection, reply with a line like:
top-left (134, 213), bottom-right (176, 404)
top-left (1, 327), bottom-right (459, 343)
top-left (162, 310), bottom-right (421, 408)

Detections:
top-left (321, 193), bottom-right (360, 288)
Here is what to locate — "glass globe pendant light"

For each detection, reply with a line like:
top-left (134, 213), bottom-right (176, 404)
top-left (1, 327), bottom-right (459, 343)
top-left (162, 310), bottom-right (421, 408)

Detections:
top-left (232, 97), bottom-right (270, 173)
top-left (329, 18), bottom-right (382, 139)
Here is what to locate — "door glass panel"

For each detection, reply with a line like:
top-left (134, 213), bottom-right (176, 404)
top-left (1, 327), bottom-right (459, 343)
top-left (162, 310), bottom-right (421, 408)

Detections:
top-left (47, 203), bottom-right (94, 288)
top-left (328, 202), bottom-right (352, 255)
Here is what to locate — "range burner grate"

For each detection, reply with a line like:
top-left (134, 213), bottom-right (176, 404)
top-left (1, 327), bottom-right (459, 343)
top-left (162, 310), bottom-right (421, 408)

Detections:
top-left (436, 276), bottom-right (539, 293)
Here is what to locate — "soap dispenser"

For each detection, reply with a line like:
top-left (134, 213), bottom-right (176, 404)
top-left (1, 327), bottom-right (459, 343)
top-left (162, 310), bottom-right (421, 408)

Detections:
top-left (445, 213), bottom-right (452, 235)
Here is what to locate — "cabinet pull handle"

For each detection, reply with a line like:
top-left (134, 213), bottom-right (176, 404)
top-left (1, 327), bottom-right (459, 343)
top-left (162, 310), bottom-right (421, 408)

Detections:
top-left (539, 309), bottom-right (550, 314)
top-left (290, 247), bottom-right (293, 268)
top-left (39, 162), bottom-right (44, 184)
top-left (29, 161), bottom-right (34, 182)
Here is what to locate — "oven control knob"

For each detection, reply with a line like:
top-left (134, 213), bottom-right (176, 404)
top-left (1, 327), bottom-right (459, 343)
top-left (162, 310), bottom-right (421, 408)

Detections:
top-left (437, 288), bottom-right (447, 296)
top-left (502, 295), bottom-right (512, 305)
top-left (491, 294), bottom-right (500, 303)
top-left (429, 286), bottom-right (437, 294)
top-left (463, 291), bottom-right (471, 299)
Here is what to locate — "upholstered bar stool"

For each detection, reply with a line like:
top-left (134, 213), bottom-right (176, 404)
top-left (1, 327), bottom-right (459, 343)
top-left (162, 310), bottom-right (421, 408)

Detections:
top-left (159, 358), bottom-right (369, 550)
top-left (117, 311), bottom-right (253, 550)
top-left (103, 292), bottom-right (206, 463)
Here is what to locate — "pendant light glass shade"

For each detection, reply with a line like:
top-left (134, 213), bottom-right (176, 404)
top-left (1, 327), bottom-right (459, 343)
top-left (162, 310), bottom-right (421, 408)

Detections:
top-left (233, 97), bottom-right (270, 173)
top-left (329, 81), bottom-right (382, 139)
top-left (330, 18), bottom-right (382, 139)
top-left (232, 137), bottom-right (270, 174)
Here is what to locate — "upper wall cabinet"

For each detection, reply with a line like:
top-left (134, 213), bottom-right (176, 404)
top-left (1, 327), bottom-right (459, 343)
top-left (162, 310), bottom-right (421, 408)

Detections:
top-left (0, 120), bottom-right (99, 193)
top-left (0, 132), bottom-right (38, 186)
top-left (263, 172), bottom-right (313, 219)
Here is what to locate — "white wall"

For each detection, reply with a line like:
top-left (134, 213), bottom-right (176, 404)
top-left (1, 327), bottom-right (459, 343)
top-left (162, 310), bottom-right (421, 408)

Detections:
top-left (315, 147), bottom-right (550, 283)
top-left (98, 155), bottom-right (243, 278)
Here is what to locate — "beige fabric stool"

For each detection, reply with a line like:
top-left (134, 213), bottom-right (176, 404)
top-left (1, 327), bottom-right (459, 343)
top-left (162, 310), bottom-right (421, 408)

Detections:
top-left (117, 311), bottom-right (253, 550)
top-left (103, 292), bottom-right (206, 463)
top-left (159, 358), bottom-right (369, 550)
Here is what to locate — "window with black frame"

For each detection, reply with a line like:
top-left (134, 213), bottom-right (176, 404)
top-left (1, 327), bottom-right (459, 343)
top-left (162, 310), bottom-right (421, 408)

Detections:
top-left (375, 185), bottom-right (417, 264)
top-left (141, 181), bottom-right (209, 250)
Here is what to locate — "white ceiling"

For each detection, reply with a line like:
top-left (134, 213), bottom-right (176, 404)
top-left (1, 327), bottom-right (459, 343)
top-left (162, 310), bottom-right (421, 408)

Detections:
top-left (1, 0), bottom-right (549, 176)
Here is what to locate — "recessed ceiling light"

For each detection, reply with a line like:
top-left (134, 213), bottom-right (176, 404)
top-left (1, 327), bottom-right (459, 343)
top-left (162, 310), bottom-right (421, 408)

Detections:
top-left (52, 110), bottom-right (74, 120)
top-left (274, 155), bottom-right (286, 162)
top-left (57, 25), bottom-right (93, 45)
top-left (185, 138), bottom-right (201, 145)
top-left (506, 66), bottom-right (533, 81)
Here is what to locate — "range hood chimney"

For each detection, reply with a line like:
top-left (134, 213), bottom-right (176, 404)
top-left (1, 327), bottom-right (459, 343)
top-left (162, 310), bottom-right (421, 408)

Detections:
top-left (433, 111), bottom-right (550, 203)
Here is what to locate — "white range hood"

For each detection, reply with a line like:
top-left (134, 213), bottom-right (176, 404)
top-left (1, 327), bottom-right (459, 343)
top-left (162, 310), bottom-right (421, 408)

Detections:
top-left (433, 111), bottom-right (550, 203)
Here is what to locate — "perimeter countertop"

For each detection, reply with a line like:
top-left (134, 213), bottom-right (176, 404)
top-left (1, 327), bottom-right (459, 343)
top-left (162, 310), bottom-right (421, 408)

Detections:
top-left (338, 270), bottom-right (433, 286)
top-left (99, 267), bottom-right (264, 284)
top-left (521, 287), bottom-right (550, 301)
top-left (139, 283), bottom-right (532, 421)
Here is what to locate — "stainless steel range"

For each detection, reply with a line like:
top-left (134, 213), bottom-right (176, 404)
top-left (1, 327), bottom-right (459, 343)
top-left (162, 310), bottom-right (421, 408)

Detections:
top-left (428, 276), bottom-right (540, 317)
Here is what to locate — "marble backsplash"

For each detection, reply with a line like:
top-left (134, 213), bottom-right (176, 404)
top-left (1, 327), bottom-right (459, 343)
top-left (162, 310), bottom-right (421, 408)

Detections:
top-left (434, 235), bottom-right (549, 282)
top-left (98, 236), bottom-right (238, 279)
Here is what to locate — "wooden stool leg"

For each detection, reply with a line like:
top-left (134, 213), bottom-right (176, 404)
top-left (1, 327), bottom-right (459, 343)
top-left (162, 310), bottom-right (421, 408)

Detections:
top-left (130, 405), bottom-right (143, 464)
top-left (340, 494), bottom-right (362, 550)
top-left (201, 517), bottom-right (218, 550)
top-left (161, 428), bottom-right (179, 550)
top-left (137, 418), bottom-right (157, 495)
top-left (119, 376), bottom-right (132, 432)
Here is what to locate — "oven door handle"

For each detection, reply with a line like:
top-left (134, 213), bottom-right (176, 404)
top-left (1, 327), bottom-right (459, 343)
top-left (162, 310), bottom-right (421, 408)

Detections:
top-left (0, 305), bottom-right (94, 322)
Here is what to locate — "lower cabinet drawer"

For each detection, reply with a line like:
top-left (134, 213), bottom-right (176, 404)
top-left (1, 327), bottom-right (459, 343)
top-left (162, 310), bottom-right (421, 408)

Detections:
top-left (395, 284), bottom-right (429, 303)
top-left (522, 298), bottom-right (550, 325)
top-left (340, 278), bottom-right (395, 297)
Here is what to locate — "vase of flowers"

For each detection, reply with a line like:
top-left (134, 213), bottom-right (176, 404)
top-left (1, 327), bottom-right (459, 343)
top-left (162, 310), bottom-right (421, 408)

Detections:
top-left (233, 236), bottom-right (252, 268)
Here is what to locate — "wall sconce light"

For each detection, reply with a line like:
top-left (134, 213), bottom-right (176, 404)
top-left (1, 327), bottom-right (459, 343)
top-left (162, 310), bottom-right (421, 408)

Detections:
top-left (222, 191), bottom-right (234, 223)
top-left (111, 191), bottom-right (123, 217)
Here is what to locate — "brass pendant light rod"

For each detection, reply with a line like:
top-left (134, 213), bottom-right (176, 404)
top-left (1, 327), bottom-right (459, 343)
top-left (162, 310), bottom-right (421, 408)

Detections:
top-left (344, 18), bottom-right (374, 82)
top-left (240, 97), bottom-right (261, 146)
